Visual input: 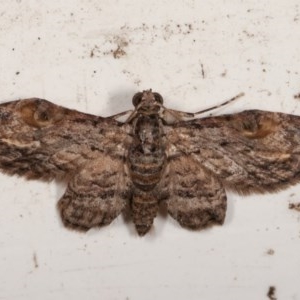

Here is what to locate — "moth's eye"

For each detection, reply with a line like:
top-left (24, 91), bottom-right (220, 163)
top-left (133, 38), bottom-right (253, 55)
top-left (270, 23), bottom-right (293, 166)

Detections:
top-left (153, 93), bottom-right (163, 104)
top-left (132, 92), bottom-right (143, 107)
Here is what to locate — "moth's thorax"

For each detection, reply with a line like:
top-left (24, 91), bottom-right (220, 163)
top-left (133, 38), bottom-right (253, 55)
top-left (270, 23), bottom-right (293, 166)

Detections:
top-left (127, 113), bottom-right (166, 191)
top-left (136, 103), bottom-right (161, 116)
top-left (134, 113), bottom-right (161, 153)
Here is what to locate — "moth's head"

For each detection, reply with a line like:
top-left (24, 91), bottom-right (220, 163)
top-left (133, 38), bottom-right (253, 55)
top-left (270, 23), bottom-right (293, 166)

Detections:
top-left (132, 90), bottom-right (163, 114)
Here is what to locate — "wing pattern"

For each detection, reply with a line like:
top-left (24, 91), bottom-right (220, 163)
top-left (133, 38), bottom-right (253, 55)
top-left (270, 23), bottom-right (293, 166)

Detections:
top-left (0, 98), bottom-right (131, 230)
top-left (166, 110), bottom-right (300, 194)
top-left (167, 155), bottom-right (227, 229)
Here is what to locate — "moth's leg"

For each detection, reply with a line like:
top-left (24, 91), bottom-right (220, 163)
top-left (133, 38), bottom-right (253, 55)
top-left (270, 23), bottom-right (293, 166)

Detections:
top-left (107, 110), bottom-right (133, 121)
top-left (161, 108), bottom-right (195, 123)
top-left (166, 156), bottom-right (227, 229)
top-left (58, 155), bottom-right (131, 231)
top-left (162, 108), bottom-right (194, 118)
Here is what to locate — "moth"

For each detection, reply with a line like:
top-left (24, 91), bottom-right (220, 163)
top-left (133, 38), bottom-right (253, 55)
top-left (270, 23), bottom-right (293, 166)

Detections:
top-left (0, 90), bottom-right (300, 236)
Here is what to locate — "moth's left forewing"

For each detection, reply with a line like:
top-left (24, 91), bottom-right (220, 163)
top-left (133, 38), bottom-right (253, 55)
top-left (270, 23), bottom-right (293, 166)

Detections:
top-left (225, 110), bottom-right (300, 157)
top-left (166, 110), bottom-right (300, 194)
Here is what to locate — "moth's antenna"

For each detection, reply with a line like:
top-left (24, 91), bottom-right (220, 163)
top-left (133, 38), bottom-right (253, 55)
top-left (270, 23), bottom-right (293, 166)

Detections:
top-left (194, 92), bottom-right (245, 116)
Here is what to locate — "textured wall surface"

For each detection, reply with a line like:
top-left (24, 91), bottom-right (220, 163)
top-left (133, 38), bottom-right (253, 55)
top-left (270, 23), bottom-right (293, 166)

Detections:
top-left (0, 1), bottom-right (300, 299)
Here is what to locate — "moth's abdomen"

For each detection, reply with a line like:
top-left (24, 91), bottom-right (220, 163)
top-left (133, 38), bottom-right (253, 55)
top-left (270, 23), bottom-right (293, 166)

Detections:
top-left (128, 153), bottom-right (165, 190)
top-left (128, 152), bottom-right (164, 235)
top-left (128, 114), bottom-right (166, 235)
top-left (131, 192), bottom-right (159, 236)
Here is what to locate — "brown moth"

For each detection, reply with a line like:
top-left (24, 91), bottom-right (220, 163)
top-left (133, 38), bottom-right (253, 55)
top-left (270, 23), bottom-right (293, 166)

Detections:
top-left (0, 90), bottom-right (300, 236)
